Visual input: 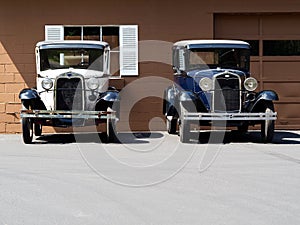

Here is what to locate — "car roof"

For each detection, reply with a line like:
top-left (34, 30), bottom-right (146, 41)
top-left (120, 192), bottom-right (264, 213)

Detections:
top-left (36, 40), bottom-right (110, 49)
top-left (173, 40), bottom-right (250, 49)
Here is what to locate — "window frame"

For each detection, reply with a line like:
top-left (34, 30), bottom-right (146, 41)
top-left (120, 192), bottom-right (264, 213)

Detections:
top-left (45, 25), bottom-right (138, 77)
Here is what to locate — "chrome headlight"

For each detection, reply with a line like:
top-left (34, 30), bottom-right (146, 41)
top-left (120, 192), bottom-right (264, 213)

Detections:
top-left (199, 77), bottom-right (213, 91)
top-left (87, 77), bottom-right (99, 90)
top-left (41, 78), bottom-right (53, 90)
top-left (244, 77), bottom-right (258, 91)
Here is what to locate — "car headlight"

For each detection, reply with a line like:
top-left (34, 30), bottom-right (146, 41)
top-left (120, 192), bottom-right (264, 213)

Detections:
top-left (199, 77), bottom-right (213, 91)
top-left (41, 78), bottom-right (53, 90)
top-left (87, 77), bottom-right (99, 90)
top-left (244, 77), bottom-right (258, 91)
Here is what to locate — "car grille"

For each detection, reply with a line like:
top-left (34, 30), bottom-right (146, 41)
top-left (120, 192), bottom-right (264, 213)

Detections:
top-left (55, 77), bottom-right (83, 110)
top-left (213, 73), bottom-right (241, 112)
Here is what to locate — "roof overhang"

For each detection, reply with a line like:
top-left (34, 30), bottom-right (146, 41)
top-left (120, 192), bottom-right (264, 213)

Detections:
top-left (174, 40), bottom-right (250, 49)
top-left (37, 40), bottom-right (109, 50)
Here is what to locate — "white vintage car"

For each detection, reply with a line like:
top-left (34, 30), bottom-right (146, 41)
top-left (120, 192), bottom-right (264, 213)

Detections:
top-left (19, 41), bottom-right (119, 144)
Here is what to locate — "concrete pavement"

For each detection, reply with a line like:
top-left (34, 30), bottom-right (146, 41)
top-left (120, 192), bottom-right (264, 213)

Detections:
top-left (0, 131), bottom-right (299, 225)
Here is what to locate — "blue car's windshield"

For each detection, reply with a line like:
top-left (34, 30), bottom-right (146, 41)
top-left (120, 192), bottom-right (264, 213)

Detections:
top-left (187, 48), bottom-right (250, 72)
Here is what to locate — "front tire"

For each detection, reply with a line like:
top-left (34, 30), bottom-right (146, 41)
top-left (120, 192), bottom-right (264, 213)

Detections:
top-left (167, 118), bottom-right (177, 134)
top-left (107, 119), bottom-right (117, 143)
top-left (179, 119), bottom-right (191, 143)
top-left (261, 102), bottom-right (275, 143)
top-left (22, 118), bottom-right (33, 144)
top-left (34, 123), bottom-right (42, 136)
top-left (238, 122), bottom-right (248, 134)
top-left (98, 121), bottom-right (116, 143)
top-left (179, 103), bottom-right (191, 143)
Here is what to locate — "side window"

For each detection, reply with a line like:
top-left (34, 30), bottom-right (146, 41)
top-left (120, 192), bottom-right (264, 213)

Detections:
top-left (178, 49), bottom-right (186, 71)
top-left (45, 25), bottom-right (138, 76)
top-left (172, 48), bottom-right (187, 71)
top-left (172, 48), bottom-right (178, 70)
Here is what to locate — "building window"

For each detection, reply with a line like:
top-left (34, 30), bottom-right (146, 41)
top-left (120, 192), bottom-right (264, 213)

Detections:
top-left (83, 27), bottom-right (101, 41)
top-left (45, 25), bottom-right (138, 76)
top-left (246, 40), bottom-right (259, 56)
top-left (263, 40), bottom-right (300, 56)
top-left (102, 27), bottom-right (120, 76)
top-left (64, 27), bottom-right (82, 40)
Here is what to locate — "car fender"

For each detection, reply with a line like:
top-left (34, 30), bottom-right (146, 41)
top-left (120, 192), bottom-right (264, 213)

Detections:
top-left (19, 88), bottom-right (39, 100)
top-left (179, 90), bottom-right (209, 113)
top-left (179, 90), bottom-right (200, 113)
top-left (95, 90), bottom-right (120, 115)
top-left (179, 90), bottom-right (197, 102)
top-left (250, 90), bottom-right (279, 112)
top-left (163, 86), bottom-right (178, 116)
top-left (19, 88), bottom-right (47, 110)
top-left (99, 90), bottom-right (120, 102)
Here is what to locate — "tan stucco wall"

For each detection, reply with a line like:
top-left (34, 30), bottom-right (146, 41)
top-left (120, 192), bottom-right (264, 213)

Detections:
top-left (0, 0), bottom-right (299, 132)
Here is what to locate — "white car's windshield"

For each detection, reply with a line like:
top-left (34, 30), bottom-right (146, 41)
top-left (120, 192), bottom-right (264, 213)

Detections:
top-left (40, 48), bottom-right (104, 71)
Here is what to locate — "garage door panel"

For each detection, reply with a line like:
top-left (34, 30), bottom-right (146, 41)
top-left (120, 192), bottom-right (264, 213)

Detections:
top-left (215, 13), bottom-right (300, 129)
top-left (264, 82), bottom-right (300, 99)
top-left (262, 61), bottom-right (300, 80)
top-left (262, 15), bottom-right (300, 37)
top-left (275, 119), bottom-right (300, 129)
top-left (275, 103), bottom-right (300, 119)
top-left (250, 60), bottom-right (260, 79)
top-left (214, 15), bottom-right (260, 38)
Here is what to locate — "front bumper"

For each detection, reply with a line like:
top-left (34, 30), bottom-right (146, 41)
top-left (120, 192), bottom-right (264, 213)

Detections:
top-left (20, 110), bottom-right (117, 120)
top-left (182, 112), bottom-right (277, 121)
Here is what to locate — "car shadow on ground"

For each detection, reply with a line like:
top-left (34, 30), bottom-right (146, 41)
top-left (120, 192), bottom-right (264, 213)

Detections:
top-left (33, 130), bottom-right (300, 145)
top-left (34, 132), bottom-right (164, 144)
top-left (190, 130), bottom-right (300, 144)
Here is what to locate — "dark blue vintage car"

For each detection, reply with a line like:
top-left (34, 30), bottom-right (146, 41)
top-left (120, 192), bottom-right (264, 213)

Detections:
top-left (163, 40), bottom-right (278, 143)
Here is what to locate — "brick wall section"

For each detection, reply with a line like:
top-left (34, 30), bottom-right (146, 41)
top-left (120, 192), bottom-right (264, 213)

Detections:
top-left (0, 44), bottom-right (25, 133)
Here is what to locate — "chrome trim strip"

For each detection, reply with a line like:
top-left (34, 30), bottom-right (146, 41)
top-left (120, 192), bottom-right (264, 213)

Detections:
top-left (212, 71), bottom-right (241, 113)
top-left (182, 112), bottom-right (277, 121)
top-left (54, 73), bottom-right (85, 111)
top-left (20, 110), bottom-right (117, 120)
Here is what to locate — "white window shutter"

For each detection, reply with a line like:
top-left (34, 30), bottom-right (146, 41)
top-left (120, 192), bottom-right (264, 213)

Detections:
top-left (45, 25), bottom-right (64, 41)
top-left (119, 25), bottom-right (138, 76)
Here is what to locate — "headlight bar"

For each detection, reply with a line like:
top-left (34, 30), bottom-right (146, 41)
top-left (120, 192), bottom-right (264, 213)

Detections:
top-left (244, 77), bottom-right (258, 91)
top-left (41, 78), bottom-right (53, 90)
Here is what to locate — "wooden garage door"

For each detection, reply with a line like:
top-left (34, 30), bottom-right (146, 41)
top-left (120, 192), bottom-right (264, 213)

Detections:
top-left (215, 14), bottom-right (300, 129)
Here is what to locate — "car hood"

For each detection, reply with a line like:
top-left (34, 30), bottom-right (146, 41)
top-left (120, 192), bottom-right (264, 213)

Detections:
top-left (187, 68), bottom-right (247, 78)
top-left (38, 68), bottom-right (107, 79)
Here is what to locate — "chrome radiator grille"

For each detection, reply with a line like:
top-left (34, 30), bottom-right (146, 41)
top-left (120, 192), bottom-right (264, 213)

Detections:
top-left (55, 77), bottom-right (83, 110)
top-left (213, 73), bottom-right (241, 112)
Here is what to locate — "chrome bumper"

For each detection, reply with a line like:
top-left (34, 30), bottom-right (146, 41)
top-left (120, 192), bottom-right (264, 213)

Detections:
top-left (182, 112), bottom-right (277, 121)
top-left (20, 110), bottom-right (117, 120)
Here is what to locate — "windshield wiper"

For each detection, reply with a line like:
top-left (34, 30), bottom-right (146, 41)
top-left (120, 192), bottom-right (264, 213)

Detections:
top-left (219, 49), bottom-right (235, 59)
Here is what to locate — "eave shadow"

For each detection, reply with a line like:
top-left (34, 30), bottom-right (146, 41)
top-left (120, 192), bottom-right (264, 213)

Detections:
top-left (190, 130), bottom-right (300, 144)
top-left (34, 132), bottom-right (164, 144)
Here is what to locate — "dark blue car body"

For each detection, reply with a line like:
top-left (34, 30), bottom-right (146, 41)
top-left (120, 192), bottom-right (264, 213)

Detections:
top-left (164, 40), bottom-right (278, 143)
